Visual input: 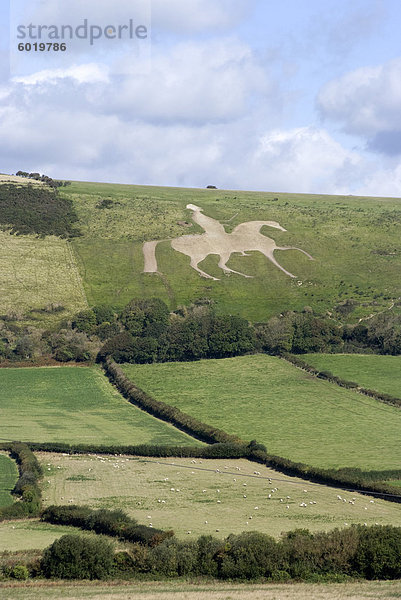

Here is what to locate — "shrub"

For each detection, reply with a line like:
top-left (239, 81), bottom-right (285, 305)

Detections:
top-left (0, 183), bottom-right (80, 237)
top-left (352, 525), bottom-right (401, 580)
top-left (41, 534), bottom-right (114, 580)
top-left (12, 565), bottom-right (29, 580)
top-left (196, 535), bottom-right (221, 576)
top-left (218, 531), bottom-right (281, 579)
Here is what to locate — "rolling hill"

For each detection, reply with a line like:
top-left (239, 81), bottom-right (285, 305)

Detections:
top-left (1, 177), bottom-right (400, 323)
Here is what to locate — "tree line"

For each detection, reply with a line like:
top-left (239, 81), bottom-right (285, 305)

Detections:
top-left (2, 297), bottom-right (401, 366)
top-left (15, 170), bottom-right (71, 188)
top-left (5, 522), bottom-right (401, 581)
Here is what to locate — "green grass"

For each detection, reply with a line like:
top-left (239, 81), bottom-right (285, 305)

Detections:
top-left (0, 366), bottom-right (201, 446)
top-left (303, 354), bottom-right (401, 398)
top-left (0, 230), bottom-right (87, 325)
top-left (39, 454), bottom-right (401, 541)
top-left (121, 354), bottom-right (401, 470)
top-left (0, 520), bottom-right (101, 552)
top-left (386, 480), bottom-right (401, 488)
top-left (0, 454), bottom-right (18, 508)
top-left (61, 181), bottom-right (401, 321)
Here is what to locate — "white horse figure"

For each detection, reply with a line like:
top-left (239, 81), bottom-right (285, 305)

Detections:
top-left (143, 204), bottom-right (313, 280)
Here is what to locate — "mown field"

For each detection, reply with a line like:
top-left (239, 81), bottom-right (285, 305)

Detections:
top-left (0, 367), bottom-right (200, 446)
top-left (2, 580), bottom-right (401, 600)
top-left (122, 354), bottom-right (401, 470)
top-left (38, 454), bottom-right (401, 541)
top-left (0, 520), bottom-right (101, 552)
top-left (61, 181), bottom-right (401, 321)
top-left (303, 354), bottom-right (401, 398)
top-left (0, 230), bottom-right (87, 324)
top-left (0, 454), bottom-right (18, 508)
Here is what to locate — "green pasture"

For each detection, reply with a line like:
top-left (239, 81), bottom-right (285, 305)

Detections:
top-left (0, 454), bottom-right (18, 508)
top-left (0, 520), bottom-right (100, 552)
top-left (39, 454), bottom-right (401, 541)
top-left (122, 354), bottom-right (401, 470)
top-left (0, 367), bottom-right (200, 446)
top-left (0, 230), bottom-right (87, 324)
top-left (303, 354), bottom-right (401, 398)
top-left (62, 180), bottom-right (401, 321)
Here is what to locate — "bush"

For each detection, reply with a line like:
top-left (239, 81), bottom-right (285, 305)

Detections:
top-left (352, 525), bottom-right (401, 580)
top-left (41, 534), bottom-right (114, 580)
top-left (41, 505), bottom-right (171, 547)
top-left (12, 565), bottom-right (29, 580)
top-left (218, 531), bottom-right (281, 579)
top-left (0, 183), bottom-right (80, 237)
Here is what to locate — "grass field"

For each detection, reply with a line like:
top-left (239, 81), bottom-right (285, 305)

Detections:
top-left (58, 180), bottom-right (401, 321)
top-left (303, 354), bottom-right (401, 398)
top-left (0, 230), bottom-right (87, 324)
top-left (38, 454), bottom-right (401, 540)
top-left (0, 520), bottom-right (101, 552)
top-left (1, 580), bottom-right (400, 600)
top-left (0, 367), bottom-right (200, 446)
top-left (121, 354), bottom-right (401, 470)
top-left (0, 454), bottom-right (18, 508)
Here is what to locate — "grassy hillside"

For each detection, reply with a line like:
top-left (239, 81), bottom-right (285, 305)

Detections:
top-left (62, 181), bottom-right (401, 321)
top-left (0, 454), bottom-right (18, 508)
top-left (0, 230), bottom-right (87, 323)
top-left (303, 354), bottom-right (401, 398)
top-left (122, 354), bottom-right (401, 470)
top-left (0, 178), bottom-right (400, 322)
top-left (0, 367), bottom-right (200, 446)
top-left (39, 454), bottom-right (401, 540)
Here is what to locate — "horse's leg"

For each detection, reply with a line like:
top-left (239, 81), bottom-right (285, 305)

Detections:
top-left (258, 249), bottom-right (296, 278)
top-left (217, 252), bottom-right (253, 278)
top-left (276, 246), bottom-right (314, 260)
top-left (143, 240), bottom-right (159, 273)
top-left (190, 256), bottom-right (220, 280)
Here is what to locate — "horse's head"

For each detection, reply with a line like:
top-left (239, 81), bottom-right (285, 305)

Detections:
top-left (265, 221), bottom-right (286, 232)
top-left (186, 203), bottom-right (202, 212)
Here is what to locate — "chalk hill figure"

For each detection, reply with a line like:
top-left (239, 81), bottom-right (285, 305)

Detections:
top-left (143, 204), bottom-right (313, 280)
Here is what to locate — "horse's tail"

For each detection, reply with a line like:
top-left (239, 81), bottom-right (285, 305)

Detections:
top-left (143, 240), bottom-right (161, 273)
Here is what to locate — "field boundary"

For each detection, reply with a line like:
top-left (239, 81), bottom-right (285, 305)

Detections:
top-left (102, 359), bottom-right (401, 503)
top-left (0, 443), bottom-right (42, 521)
top-left (282, 353), bottom-right (401, 409)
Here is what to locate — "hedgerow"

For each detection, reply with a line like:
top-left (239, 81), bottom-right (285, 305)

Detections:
top-left (102, 357), bottom-right (244, 445)
top-left (0, 443), bottom-right (42, 520)
top-left (283, 353), bottom-right (401, 409)
top-left (40, 524), bottom-right (401, 581)
top-left (41, 505), bottom-right (173, 547)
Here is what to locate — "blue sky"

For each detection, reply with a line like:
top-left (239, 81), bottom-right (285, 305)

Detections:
top-left (1, 0), bottom-right (401, 195)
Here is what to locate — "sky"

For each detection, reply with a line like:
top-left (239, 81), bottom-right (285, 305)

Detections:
top-left (1, 0), bottom-right (401, 196)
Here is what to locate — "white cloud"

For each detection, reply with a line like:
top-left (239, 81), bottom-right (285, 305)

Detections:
top-left (317, 57), bottom-right (401, 154)
top-left (103, 38), bottom-right (275, 124)
top-left (13, 63), bottom-right (110, 85)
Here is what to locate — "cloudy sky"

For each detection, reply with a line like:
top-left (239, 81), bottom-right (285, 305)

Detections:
top-left (1, 0), bottom-right (401, 196)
